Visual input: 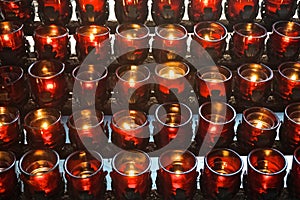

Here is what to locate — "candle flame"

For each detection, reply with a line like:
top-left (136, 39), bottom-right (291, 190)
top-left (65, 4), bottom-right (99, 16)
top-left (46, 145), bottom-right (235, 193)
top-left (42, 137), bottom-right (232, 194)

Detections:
top-left (283, 36), bottom-right (290, 43)
top-left (46, 36), bottom-right (52, 44)
top-left (122, 122), bottom-right (131, 130)
top-left (127, 170), bottom-right (136, 176)
top-left (255, 121), bottom-right (263, 129)
top-left (3, 34), bottom-right (9, 41)
top-left (248, 35), bottom-right (253, 41)
top-left (89, 34), bottom-right (95, 41)
top-left (204, 34), bottom-right (211, 41)
top-left (175, 170), bottom-right (182, 175)
top-left (46, 83), bottom-right (54, 90)
top-left (250, 74), bottom-right (258, 82)
top-left (0, 122), bottom-right (3, 127)
top-left (128, 78), bottom-right (135, 87)
top-left (169, 70), bottom-right (175, 79)
top-left (167, 33), bottom-right (175, 40)
top-left (41, 122), bottom-right (49, 129)
top-left (82, 124), bottom-right (90, 130)
top-left (290, 74), bottom-right (298, 81)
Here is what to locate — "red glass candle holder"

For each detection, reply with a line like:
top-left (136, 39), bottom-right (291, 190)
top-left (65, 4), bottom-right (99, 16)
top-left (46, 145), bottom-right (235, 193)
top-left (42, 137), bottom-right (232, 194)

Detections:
top-left (111, 110), bottom-right (149, 150)
top-left (287, 146), bottom-right (300, 199)
top-left (33, 25), bottom-right (69, 61)
top-left (196, 65), bottom-right (232, 102)
top-left (0, 0), bottom-right (33, 23)
top-left (191, 21), bottom-right (227, 61)
top-left (279, 103), bottom-right (300, 153)
top-left (75, 0), bottom-right (108, 25)
top-left (277, 62), bottom-right (300, 101)
top-left (225, 0), bottom-right (259, 23)
top-left (75, 25), bottom-right (110, 62)
top-left (237, 107), bottom-right (279, 153)
top-left (153, 103), bottom-right (192, 149)
top-left (245, 148), bottom-right (287, 200)
top-left (151, 0), bottom-right (184, 25)
top-left (68, 109), bottom-right (106, 151)
top-left (152, 24), bottom-right (187, 63)
top-left (64, 150), bottom-right (107, 199)
top-left (236, 63), bottom-right (273, 102)
top-left (188, 0), bottom-right (222, 22)
top-left (0, 151), bottom-right (17, 199)
top-left (0, 21), bottom-right (25, 65)
top-left (24, 108), bottom-right (66, 150)
top-left (115, 0), bottom-right (148, 24)
top-left (115, 65), bottom-right (151, 105)
top-left (156, 150), bottom-right (198, 199)
top-left (262, 0), bottom-right (297, 21)
top-left (19, 149), bottom-right (63, 198)
top-left (201, 148), bottom-right (243, 199)
top-left (37, 0), bottom-right (72, 26)
top-left (72, 65), bottom-right (108, 107)
top-left (0, 66), bottom-right (29, 106)
top-left (267, 21), bottom-right (300, 62)
top-left (154, 61), bottom-right (190, 102)
top-left (28, 60), bottom-right (67, 107)
top-left (231, 23), bottom-right (267, 62)
top-left (111, 150), bottom-right (151, 200)
top-left (115, 23), bottom-right (150, 65)
top-left (0, 107), bottom-right (21, 149)
top-left (196, 102), bottom-right (236, 153)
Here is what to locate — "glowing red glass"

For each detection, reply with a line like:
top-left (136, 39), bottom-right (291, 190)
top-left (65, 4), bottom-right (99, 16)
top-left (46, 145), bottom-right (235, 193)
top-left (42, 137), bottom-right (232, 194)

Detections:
top-left (151, 0), bottom-right (184, 25)
top-left (115, 0), bottom-right (148, 24)
top-left (225, 0), bottom-right (259, 23)
top-left (188, 0), bottom-right (222, 22)
top-left (0, 0), bottom-right (33, 22)
top-left (263, 0), bottom-right (297, 21)
top-left (75, 0), bottom-right (108, 25)
top-left (0, 151), bottom-right (17, 199)
top-left (287, 146), bottom-right (300, 199)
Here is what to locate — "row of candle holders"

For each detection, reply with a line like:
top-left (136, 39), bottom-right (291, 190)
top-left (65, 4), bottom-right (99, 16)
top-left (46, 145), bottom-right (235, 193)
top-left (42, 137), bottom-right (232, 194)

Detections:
top-left (0, 147), bottom-right (299, 200)
top-left (1, 0), bottom-right (300, 26)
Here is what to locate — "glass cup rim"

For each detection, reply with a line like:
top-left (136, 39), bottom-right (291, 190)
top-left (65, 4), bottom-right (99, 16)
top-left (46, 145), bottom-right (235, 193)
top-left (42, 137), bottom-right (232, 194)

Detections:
top-left (248, 148), bottom-right (287, 176)
top-left (0, 21), bottom-right (24, 34)
top-left (237, 63), bottom-right (273, 83)
top-left (194, 21), bottom-right (228, 42)
top-left (111, 109), bottom-right (148, 131)
top-left (272, 21), bottom-right (300, 39)
top-left (28, 60), bottom-right (65, 79)
top-left (196, 65), bottom-right (232, 83)
top-left (0, 151), bottom-right (16, 173)
top-left (158, 149), bottom-right (198, 175)
top-left (154, 61), bottom-right (190, 79)
top-left (34, 24), bottom-right (69, 39)
top-left (233, 22), bottom-right (267, 39)
top-left (155, 23), bottom-right (188, 41)
top-left (278, 61), bottom-right (300, 82)
top-left (19, 149), bottom-right (60, 177)
top-left (116, 23), bottom-right (150, 40)
top-left (0, 66), bottom-right (24, 85)
top-left (155, 102), bottom-right (192, 127)
top-left (68, 109), bottom-right (105, 130)
top-left (205, 148), bottom-right (244, 177)
top-left (199, 101), bottom-right (236, 125)
top-left (242, 107), bottom-right (279, 130)
top-left (0, 106), bottom-right (20, 125)
top-left (72, 65), bottom-right (108, 83)
top-left (294, 146), bottom-right (300, 166)
top-left (64, 150), bottom-right (104, 179)
top-left (285, 102), bottom-right (300, 125)
top-left (112, 150), bottom-right (151, 177)
top-left (76, 25), bottom-right (110, 37)
top-left (116, 65), bottom-right (151, 84)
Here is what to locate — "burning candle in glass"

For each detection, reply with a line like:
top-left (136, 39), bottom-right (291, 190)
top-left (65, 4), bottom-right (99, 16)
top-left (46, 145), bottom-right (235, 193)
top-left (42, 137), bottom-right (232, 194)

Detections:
top-left (111, 150), bottom-right (151, 200)
top-left (231, 23), bottom-right (267, 62)
top-left (24, 108), bottom-right (66, 150)
top-left (155, 61), bottom-right (190, 102)
top-left (237, 107), bottom-right (279, 153)
top-left (157, 150), bottom-right (198, 199)
top-left (0, 0), bottom-right (33, 23)
top-left (0, 107), bottom-right (21, 148)
top-left (154, 103), bottom-right (192, 149)
top-left (279, 103), bottom-right (300, 153)
top-left (65, 151), bottom-right (107, 199)
top-left (68, 109), bottom-right (106, 151)
top-left (267, 21), bottom-right (300, 61)
top-left (0, 151), bottom-right (17, 199)
top-left (196, 65), bottom-right (232, 101)
top-left (287, 146), bottom-right (300, 199)
top-left (201, 149), bottom-right (243, 199)
top-left (153, 24), bottom-right (187, 63)
top-left (263, 0), bottom-right (297, 21)
top-left (0, 21), bottom-right (25, 65)
top-left (196, 102), bottom-right (236, 153)
top-left (245, 148), bottom-right (287, 200)
top-left (33, 25), bottom-right (69, 61)
top-left (37, 0), bottom-right (72, 25)
top-left (191, 21), bottom-right (227, 60)
top-left (111, 110), bottom-right (149, 150)
top-left (28, 60), bottom-right (67, 107)
top-left (0, 66), bottom-right (29, 106)
top-left (236, 63), bottom-right (273, 102)
top-left (115, 23), bottom-right (150, 64)
top-left (188, 0), bottom-right (222, 22)
top-left (75, 25), bottom-right (110, 61)
top-left (75, 0), bottom-right (108, 25)
top-left (19, 149), bottom-right (62, 198)
top-left (277, 62), bottom-right (300, 101)
top-left (225, 0), bottom-right (259, 23)
top-left (115, 0), bottom-right (148, 24)
top-left (72, 65), bottom-right (108, 107)
top-left (151, 0), bottom-right (184, 25)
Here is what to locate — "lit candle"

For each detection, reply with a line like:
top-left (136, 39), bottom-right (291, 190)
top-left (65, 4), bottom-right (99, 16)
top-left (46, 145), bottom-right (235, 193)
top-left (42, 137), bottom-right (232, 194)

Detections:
top-left (0, 0), bottom-right (33, 23)
top-left (115, 0), bottom-right (148, 24)
top-left (158, 66), bottom-right (185, 79)
top-left (0, 151), bottom-right (17, 199)
top-left (263, 0), bottom-right (296, 21)
top-left (225, 0), bottom-right (259, 23)
top-left (75, 0), bottom-right (108, 25)
top-left (189, 0), bottom-right (222, 22)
